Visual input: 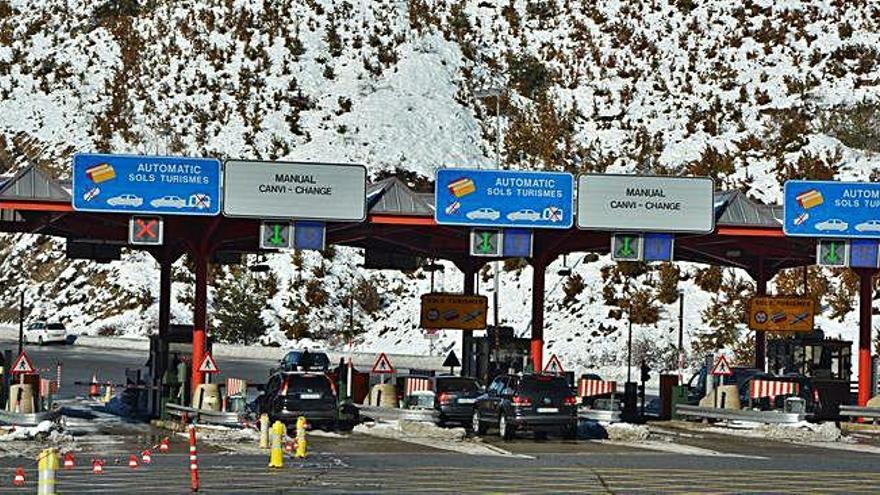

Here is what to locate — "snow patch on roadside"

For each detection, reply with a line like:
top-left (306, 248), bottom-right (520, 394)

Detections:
top-left (705, 421), bottom-right (848, 443)
top-left (600, 439), bottom-right (768, 459)
top-left (605, 423), bottom-right (650, 442)
top-left (354, 420), bottom-right (531, 458)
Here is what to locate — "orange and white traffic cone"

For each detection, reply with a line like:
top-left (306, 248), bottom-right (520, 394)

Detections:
top-left (91, 459), bottom-right (104, 474)
top-left (89, 373), bottom-right (99, 398)
top-left (141, 449), bottom-right (152, 465)
top-left (63, 452), bottom-right (75, 469)
top-left (159, 437), bottom-right (170, 453)
top-left (12, 467), bottom-right (25, 486)
top-left (128, 454), bottom-right (139, 469)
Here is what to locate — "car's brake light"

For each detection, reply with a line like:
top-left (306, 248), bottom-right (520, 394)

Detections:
top-left (281, 378), bottom-right (289, 396)
top-left (564, 396), bottom-right (578, 406)
top-left (536, 375), bottom-right (553, 382)
top-left (437, 392), bottom-right (454, 405)
top-left (813, 389), bottom-right (820, 403)
top-left (511, 395), bottom-right (532, 407)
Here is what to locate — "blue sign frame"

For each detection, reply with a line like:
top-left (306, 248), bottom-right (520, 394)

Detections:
top-left (435, 168), bottom-right (573, 229)
top-left (502, 228), bottom-right (533, 258)
top-left (784, 180), bottom-right (880, 239)
top-left (72, 153), bottom-right (222, 216)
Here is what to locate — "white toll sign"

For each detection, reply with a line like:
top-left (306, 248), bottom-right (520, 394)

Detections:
top-left (577, 174), bottom-right (715, 233)
top-left (223, 161), bottom-right (367, 221)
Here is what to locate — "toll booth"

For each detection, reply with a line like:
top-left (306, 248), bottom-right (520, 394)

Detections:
top-left (767, 332), bottom-right (852, 418)
top-left (148, 325), bottom-right (213, 418)
top-left (474, 326), bottom-right (530, 385)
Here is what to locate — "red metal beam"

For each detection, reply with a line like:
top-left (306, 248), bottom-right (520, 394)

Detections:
top-left (0, 200), bottom-right (73, 212)
top-left (368, 214), bottom-right (436, 225)
top-left (717, 226), bottom-right (785, 237)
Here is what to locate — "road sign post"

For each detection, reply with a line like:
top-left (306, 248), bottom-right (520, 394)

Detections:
top-left (72, 154), bottom-right (221, 216)
top-left (470, 229), bottom-right (502, 257)
top-left (435, 169), bottom-right (574, 229)
top-left (577, 174), bottom-right (715, 233)
top-left (223, 161), bottom-right (367, 221)
top-left (784, 180), bottom-right (880, 238)
top-left (260, 221), bottom-right (293, 250)
top-left (129, 216), bottom-right (164, 246)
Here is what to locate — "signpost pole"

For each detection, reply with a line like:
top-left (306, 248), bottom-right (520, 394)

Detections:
top-left (627, 317), bottom-right (633, 383)
top-left (462, 267), bottom-right (476, 377)
top-left (754, 261), bottom-right (768, 372)
top-left (677, 290), bottom-right (684, 381)
top-left (857, 269), bottom-right (875, 407)
top-left (17, 290), bottom-right (24, 355)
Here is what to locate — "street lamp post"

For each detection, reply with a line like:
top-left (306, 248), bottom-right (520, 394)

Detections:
top-left (678, 289), bottom-right (685, 381)
top-left (474, 84), bottom-right (504, 328)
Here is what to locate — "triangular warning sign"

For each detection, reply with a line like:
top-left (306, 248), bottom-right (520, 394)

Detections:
top-left (711, 355), bottom-right (733, 376)
top-left (198, 352), bottom-right (221, 374)
top-left (10, 351), bottom-right (35, 375)
top-left (543, 354), bottom-right (565, 374)
top-left (371, 352), bottom-right (395, 374)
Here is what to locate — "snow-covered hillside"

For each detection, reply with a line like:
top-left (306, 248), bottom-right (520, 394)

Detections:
top-left (1, 0), bottom-right (879, 380)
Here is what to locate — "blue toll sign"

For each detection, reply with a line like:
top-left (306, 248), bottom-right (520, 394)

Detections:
top-left (435, 169), bottom-right (573, 229)
top-left (784, 180), bottom-right (880, 238)
top-left (850, 239), bottom-right (879, 268)
top-left (72, 154), bottom-right (221, 216)
top-left (502, 228), bottom-right (533, 257)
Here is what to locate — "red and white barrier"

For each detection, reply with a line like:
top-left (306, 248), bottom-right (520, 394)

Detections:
top-left (749, 379), bottom-right (799, 400)
top-left (404, 377), bottom-right (432, 396)
top-left (226, 378), bottom-right (246, 397)
top-left (189, 424), bottom-right (199, 492)
top-left (578, 379), bottom-right (617, 399)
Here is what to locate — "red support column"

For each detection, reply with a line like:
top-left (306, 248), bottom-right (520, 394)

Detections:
top-left (191, 247), bottom-right (209, 396)
top-left (857, 269), bottom-right (875, 407)
top-left (530, 260), bottom-right (546, 373)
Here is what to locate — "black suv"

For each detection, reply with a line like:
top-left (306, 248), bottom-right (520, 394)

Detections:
top-left (433, 375), bottom-right (482, 426)
top-left (257, 371), bottom-right (357, 431)
top-left (471, 374), bottom-right (578, 440)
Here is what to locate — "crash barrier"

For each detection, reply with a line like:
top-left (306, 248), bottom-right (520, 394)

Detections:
top-left (840, 406), bottom-right (880, 423)
top-left (675, 404), bottom-right (808, 424)
top-left (404, 377), bottom-right (432, 396)
top-left (358, 404), bottom-right (438, 423)
top-left (9, 435), bottom-right (176, 490)
top-left (9, 384), bottom-right (35, 413)
top-left (164, 402), bottom-right (242, 426)
top-left (577, 379), bottom-right (617, 400)
top-left (578, 399), bottom-right (621, 422)
top-left (368, 384), bottom-right (398, 408)
top-left (225, 378), bottom-right (248, 412)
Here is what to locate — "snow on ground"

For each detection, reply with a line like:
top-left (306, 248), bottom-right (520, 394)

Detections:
top-left (353, 420), bottom-right (530, 458)
top-left (704, 421), bottom-right (847, 443)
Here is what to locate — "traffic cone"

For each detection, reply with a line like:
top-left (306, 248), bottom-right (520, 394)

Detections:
top-left (63, 452), bottom-right (75, 469)
top-left (141, 449), bottom-right (152, 465)
top-left (91, 459), bottom-right (104, 474)
top-left (12, 467), bottom-right (25, 486)
top-left (128, 454), bottom-right (138, 469)
top-left (159, 437), bottom-right (170, 453)
top-left (89, 373), bottom-right (99, 398)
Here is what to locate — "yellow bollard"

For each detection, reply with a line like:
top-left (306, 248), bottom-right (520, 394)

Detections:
top-left (38, 447), bottom-right (59, 495)
top-left (268, 420), bottom-right (285, 468)
top-left (102, 383), bottom-right (113, 404)
top-left (295, 416), bottom-right (308, 459)
top-left (259, 413), bottom-right (270, 449)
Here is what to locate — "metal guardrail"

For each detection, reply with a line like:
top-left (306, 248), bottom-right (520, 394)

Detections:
top-left (839, 405), bottom-right (880, 421)
top-left (0, 409), bottom-right (59, 426)
top-left (675, 405), bottom-right (808, 424)
top-left (164, 403), bottom-right (243, 426)
top-left (357, 405), bottom-right (438, 423)
top-left (578, 408), bottom-right (621, 422)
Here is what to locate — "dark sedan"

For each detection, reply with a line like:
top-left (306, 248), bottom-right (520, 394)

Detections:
top-left (471, 374), bottom-right (578, 440)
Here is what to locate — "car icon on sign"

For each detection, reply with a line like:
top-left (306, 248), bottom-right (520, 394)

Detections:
top-left (814, 219), bottom-right (848, 232)
top-left (150, 195), bottom-right (187, 209)
top-left (466, 208), bottom-right (501, 221)
top-left (507, 209), bottom-right (541, 221)
top-left (855, 220), bottom-right (880, 233)
top-left (106, 194), bottom-right (143, 207)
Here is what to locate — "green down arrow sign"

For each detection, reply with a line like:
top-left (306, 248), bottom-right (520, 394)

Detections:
top-left (270, 224), bottom-right (285, 246)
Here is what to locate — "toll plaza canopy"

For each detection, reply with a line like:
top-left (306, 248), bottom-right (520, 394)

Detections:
top-left (0, 164), bottom-right (873, 405)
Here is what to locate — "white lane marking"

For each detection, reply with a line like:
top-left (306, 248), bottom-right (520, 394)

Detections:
top-left (597, 440), bottom-right (769, 459)
top-left (797, 442), bottom-right (880, 455)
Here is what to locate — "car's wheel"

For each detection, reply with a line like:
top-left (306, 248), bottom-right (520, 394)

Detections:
top-left (499, 412), bottom-right (514, 441)
top-left (534, 431), bottom-right (548, 440)
top-left (471, 409), bottom-right (486, 435)
top-left (562, 422), bottom-right (577, 440)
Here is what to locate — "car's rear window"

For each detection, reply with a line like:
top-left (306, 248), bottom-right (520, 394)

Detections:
top-left (47, 323), bottom-right (65, 330)
top-left (285, 376), bottom-right (331, 395)
top-left (437, 378), bottom-right (478, 393)
top-left (519, 376), bottom-right (571, 395)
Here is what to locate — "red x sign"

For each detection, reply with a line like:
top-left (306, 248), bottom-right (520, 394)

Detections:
top-left (129, 216), bottom-right (164, 245)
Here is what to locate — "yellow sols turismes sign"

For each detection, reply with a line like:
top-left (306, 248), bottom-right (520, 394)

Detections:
top-left (748, 297), bottom-right (814, 332)
top-left (420, 293), bottom-right (488, 330)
